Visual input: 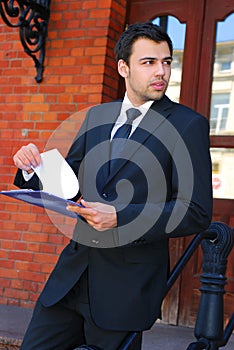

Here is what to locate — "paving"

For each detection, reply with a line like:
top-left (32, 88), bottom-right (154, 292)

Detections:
top-left (0, 304), bottom-right (233, 349)
top-left (142, 322), bottom-right (234, 349)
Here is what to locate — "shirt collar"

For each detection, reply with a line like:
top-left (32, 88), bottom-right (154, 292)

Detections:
top-left (121, 93), bottom-right (154, 117)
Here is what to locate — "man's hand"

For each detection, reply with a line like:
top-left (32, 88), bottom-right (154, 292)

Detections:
top-left (13, 143), bottom-right (41, 173)
top-left (67, 199), bottom-right (117, 231)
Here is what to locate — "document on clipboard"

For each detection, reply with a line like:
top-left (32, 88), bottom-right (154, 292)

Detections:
top-left (0, 189), bottom-right (82, 218)
top-left (1, 149), bottom-right (83, 218)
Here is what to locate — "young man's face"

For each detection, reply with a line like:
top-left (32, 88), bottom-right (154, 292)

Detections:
top-left (118, 38), bottom-right (172, 106)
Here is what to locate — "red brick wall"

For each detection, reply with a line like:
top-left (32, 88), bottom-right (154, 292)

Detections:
top-left (0, 0), bottom-right (127, 308)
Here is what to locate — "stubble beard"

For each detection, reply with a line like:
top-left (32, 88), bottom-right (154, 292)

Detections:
top-left (138, 85), bottom-right (168, 103)
top-left (127, 71), bottom-right (168, 104)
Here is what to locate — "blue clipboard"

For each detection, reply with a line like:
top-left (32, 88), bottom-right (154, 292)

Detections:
top-left (0, 189), bottom-right (83, 218)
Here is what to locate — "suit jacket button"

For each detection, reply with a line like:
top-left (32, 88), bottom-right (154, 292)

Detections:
top-left (92, 239), bottom-right (99, 244)
top-left (102, 192), bottom-right (108, 198)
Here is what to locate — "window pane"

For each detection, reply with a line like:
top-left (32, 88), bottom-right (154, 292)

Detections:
top-left (211, 148), bottom-right (234, 199)
top-left (210, 93), bottom-right (230, 133)
top-left (210, 13), bottom-right (234, 135)
top-left (153, 16), bottom-right (186, 103)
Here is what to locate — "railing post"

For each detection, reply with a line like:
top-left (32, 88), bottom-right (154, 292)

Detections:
top-left (187, 222), bottom-right (234, 350)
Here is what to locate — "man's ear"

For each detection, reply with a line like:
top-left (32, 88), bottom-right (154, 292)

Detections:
top-left (117, 59), bottom-right (129, 78)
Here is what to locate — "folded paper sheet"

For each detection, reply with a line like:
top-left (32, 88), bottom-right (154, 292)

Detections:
top-left (32, 148), bottom-right (79, 199)
top-left (1, 149), bottom-right (82, 217)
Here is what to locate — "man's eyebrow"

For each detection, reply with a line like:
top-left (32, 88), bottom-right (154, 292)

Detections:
top-left (139, 56), bottom-right (173, 61)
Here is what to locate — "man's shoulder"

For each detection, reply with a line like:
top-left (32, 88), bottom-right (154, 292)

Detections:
top-left (170, 99), bottom-right (206, 120)
top-left (161, 97), bottom-right (208, 126)
top-left (89, 100), bottom-right (122, 113)
top-left (84, 100), bottom-right (122, 128)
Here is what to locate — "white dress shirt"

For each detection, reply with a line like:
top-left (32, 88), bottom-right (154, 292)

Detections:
top-left (110, 93), bottom-right (154, 139)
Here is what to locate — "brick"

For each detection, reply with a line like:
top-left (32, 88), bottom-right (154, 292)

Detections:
top-left (59, 76), bottom-right (73, 84)
top-left (0, 230), bottom-right (20, 240)
top-left (28, 243), bottom-right (41, 252)
top-left (98, 0), bottom-right (112, 7)
top-left (24, 103), bottom-right (50, 113)
top-left (80, 84), bottom-right (103, 94)
top-left (63, 11), bottom-right (76, 21)
top-left (40, 244), bottom-right (56, 254)
top-left (0, 250), bottom-right (8, 258)
top-left (70, 47), bottom-right (85, 57)
top-left (29, 262), bottom-right (42, 273)
top-left (23, 232), bottom-right (49, 243)
top-left (82, 1), bottom-right (96, 10)
top-left (73, 75), bottom-right (90, 85)
top-left (0, 260), bottom-right (15, 269)
top-left (19, 270), bottom-right (45, 283)
top-left (48, 234), bottom-right (65, 245)
top-left (50, 12), bottom-right (63, 21)
top-left (41, 263), bottom-right (55, 274)
top-left (90, 9), bottom-right (110, 18)
top-left (8, 251), bottom-right (34, 262)
top-left (23, 281), bottom-right (38, 293)
top-left (88, 94), bottom-right (102, 103)
top-left (31, 94), bottom-right (45, 103)
top-left (14, 241), bottom-right (27, 251)
top-left (33, 253), bottom-right (58, 264)
top-left (7, 299), bottom-right (20, 307)
top-left (20, 301), bottom-right (35, 308)
top-left (58, 93), bottom-right (73, 103)
top-left (11, 280), bottom-right (24, 289)
top-left (4, 288), bottom-right (29, 300)
top-left (0, 278), bottom-right (11, 288)
top-left (85, 47), bottom-right (106, 56)
top-left (14, 86), bottom-right (38, 94)
top-left (0, 268), bottom-right (19, 279)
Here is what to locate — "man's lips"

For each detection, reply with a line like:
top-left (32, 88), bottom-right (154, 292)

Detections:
top-left (150, 81), bottom-right (165, 90)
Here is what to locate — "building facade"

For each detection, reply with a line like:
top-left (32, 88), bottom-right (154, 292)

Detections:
top-left (0, 0), bottom-right (233, 328)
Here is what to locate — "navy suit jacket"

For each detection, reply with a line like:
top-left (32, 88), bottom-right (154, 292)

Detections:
top-left (14, 95), bottom-right (213, 331)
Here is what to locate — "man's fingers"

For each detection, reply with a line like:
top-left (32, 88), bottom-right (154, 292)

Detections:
top-left (67, 204), bottom-right (96, 216)
top-left (22, 144), bottom-right (41, 167)
top-left (13, 143), bottom-right (41, 170)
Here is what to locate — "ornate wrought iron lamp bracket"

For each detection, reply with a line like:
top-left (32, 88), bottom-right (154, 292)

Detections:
top-left (0, 0), bottom-right (51, 83)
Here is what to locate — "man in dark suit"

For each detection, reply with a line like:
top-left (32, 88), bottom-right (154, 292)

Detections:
top-left (13, 22), bottom-right (213, 350)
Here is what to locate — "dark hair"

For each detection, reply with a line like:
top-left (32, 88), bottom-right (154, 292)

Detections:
top-left (114, 21), bottom-right (173, 64)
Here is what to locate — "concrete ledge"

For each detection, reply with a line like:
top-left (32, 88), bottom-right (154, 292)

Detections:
top-left (0, 304), bottom-right (32, 347)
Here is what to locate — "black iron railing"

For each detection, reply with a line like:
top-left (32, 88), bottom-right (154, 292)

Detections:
top-left (119, 222), bottom-right (234, 350)
top-left (187, 222), bottom-right (234, 350)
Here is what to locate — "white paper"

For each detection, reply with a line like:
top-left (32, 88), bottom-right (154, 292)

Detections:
top-left (32, 149), bottom-right (79, 199)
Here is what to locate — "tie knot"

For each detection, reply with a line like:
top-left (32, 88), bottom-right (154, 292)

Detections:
top-left (126, 108), bottom-right (141, 124)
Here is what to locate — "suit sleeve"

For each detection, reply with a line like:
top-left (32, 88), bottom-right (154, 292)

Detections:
top-left (14, 168), bottom-right (40, 189)
top-left (164, 115), bottom-right (213, 238)
top-left (115, 115), bottom-right (213, 242)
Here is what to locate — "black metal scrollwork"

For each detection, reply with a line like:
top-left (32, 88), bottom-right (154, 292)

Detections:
top-left (0, 0), bottom-right (51, 83)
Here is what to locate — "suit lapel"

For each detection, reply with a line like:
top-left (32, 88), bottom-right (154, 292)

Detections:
top-left (106, 96), bottom-right (173, 181)
top-left (92, 102), bottom-right (122, 182)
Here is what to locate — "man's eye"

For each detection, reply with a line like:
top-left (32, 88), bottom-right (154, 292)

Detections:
top-left (143, 60), bottom-right (154, 65)
top-left (163, 60), bottom-right (172, 66)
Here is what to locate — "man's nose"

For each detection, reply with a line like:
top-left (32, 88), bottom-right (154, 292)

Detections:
top-left (154, 62), bottom-right (165, 76)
